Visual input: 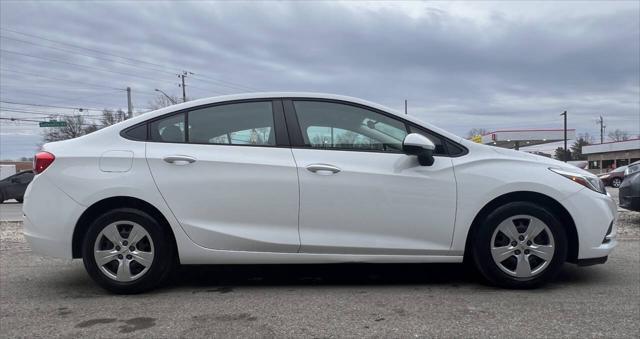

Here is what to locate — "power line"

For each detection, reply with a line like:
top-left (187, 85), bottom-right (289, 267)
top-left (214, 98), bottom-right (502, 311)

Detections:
top-left (0, 117), bottom-right (44, 123)
top-left (190, 74), bottom-right (259, 92)
top-left (0, 68), bottom-right (125, 91)
top-left (0, 100), bottom-right (105, 112)
top-left (0, 100), bottom-right (156, 112)
top-left (0, 27), bottom-right (173, 71)
top-left (0, 49), bottom-right (170, 83)
top-left (1, 26), bottom-right (260, 92)
top-left (0, 108), bottom-right (103, 117)
top-left (0, 88), bottom-right (122, 107)
top-left (0, 34), bottom-right (177, 77)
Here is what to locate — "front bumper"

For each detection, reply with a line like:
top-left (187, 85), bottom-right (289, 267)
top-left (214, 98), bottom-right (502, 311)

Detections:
top-left (576, 256), bottom-right (608, 266)
top-left (562, 188), bottom-right (618, 260)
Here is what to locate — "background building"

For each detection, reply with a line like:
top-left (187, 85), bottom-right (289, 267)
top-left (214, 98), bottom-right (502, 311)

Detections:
top-left (582, 139), bottom-right (640, 173)
top-left (480, 129), bottom-right (576, 150)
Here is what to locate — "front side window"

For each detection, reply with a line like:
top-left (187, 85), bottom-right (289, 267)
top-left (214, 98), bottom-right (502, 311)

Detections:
top-left (293, 101), bottom-right (407, 152)
top-left (149, 113), bottom-right (185, 143)
top-left (188, 101), bottom-right (275, 146)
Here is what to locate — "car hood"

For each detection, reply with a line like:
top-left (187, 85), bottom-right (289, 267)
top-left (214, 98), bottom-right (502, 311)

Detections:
top-left (490, 146), bottom-right (597, 177)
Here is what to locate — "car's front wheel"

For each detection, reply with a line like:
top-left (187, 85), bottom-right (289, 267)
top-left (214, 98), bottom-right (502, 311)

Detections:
top-left (472, 202), bottom-right (567, 289)
top-left (82, 208), bottom-right (175, 294)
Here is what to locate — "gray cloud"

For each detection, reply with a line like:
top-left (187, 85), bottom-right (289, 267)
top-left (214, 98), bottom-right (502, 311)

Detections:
top-left (0, 1), bottom-right (638, 159)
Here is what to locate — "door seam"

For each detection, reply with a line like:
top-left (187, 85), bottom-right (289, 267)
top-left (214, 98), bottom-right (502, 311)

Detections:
top-left (289, 148), bottom-right (303, 253)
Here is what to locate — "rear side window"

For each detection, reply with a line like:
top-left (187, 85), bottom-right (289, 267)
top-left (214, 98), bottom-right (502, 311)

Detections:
top-left (188, 101), bottom-right (275, 146)
top-left (149, 113), bottom-right (185, 143)
top-left (123, 124), bottom-right (147, 141)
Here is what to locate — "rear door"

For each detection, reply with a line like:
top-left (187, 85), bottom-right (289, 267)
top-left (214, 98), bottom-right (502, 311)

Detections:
top-left (145, 100), bottom-right (300, 253)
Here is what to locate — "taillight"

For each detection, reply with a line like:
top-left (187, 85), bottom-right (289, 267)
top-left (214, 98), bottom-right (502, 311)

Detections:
top-left (33, 151), bottom-right (55, 174)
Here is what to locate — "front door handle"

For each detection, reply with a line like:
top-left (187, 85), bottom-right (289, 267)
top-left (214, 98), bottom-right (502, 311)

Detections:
top-left (163, 155), bottom-right (196, 165)
top-left (306, 164), bottom-right (341, 175)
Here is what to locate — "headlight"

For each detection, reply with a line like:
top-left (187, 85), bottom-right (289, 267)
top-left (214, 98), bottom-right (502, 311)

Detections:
top-left (625, 164), bottom-right (640, 176)
top-left (549, 167), bottom-right (607, 194)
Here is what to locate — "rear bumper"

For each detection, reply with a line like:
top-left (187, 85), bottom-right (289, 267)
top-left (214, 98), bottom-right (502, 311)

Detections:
top-left (22, 175), bottom-right (84, 259)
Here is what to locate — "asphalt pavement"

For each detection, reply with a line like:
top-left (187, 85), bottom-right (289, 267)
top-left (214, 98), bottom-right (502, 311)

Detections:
top-left (0, 200), bottom-right (22, 221)
top-left (1, 187), bottom-right (638, 337)
top-left (1, 220), bottom-right (639, 338)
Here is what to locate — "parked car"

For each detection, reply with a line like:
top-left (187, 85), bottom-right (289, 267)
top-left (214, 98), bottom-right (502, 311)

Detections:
top-left (619, 161), bottom-right (640, 212)
top-left (0, 170), bottom-right (34, 203)
top-left (598, 165), bottom-right (628, 188)
top-left (23, 93), bottom-right (617, 293)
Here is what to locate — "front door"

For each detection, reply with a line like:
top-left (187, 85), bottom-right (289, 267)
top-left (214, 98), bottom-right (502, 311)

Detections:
top-left (287, 100), bottom-right (457, 255)
top-left (146, 100), bottom-right (300, 253)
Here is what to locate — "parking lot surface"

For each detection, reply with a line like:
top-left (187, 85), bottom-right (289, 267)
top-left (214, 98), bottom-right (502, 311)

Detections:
top-left (1, 187), bottom-right (638, 337)
top-left (0, 201), bottom-right (22, 222)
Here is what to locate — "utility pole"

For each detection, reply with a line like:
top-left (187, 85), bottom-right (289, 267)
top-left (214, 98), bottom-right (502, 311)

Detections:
top-left (126, 87), bottom-right (133, 119)
top-left (178, 71), bottom-right (194, 103)
top-left (404, 100), bottom-right (407, 115)
top-left (597, 116), bottom-right (605, 143)
top-left (561, 111), bottom-right (567, 162)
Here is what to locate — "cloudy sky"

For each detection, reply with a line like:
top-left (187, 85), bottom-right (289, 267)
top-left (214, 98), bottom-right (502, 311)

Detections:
top-left (1, 1), bottom-right (639, 159)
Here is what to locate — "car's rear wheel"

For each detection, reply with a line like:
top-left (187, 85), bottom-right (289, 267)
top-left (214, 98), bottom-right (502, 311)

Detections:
top-left (82, 208), bottom-right (175, 294)
top-left (612, 177), bottom-right (622, 188)
top-left (472, 202), bottom-right (567, 289)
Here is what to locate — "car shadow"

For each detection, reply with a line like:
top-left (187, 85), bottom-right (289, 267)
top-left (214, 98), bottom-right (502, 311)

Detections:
top-left (162, 261), bottom-right (611, 292)
top-left (169, 263), bottom-right (477, 289)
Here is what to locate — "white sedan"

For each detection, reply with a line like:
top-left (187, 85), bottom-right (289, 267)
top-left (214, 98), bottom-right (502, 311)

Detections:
top-left (23, 93), bottom-right (617, 293)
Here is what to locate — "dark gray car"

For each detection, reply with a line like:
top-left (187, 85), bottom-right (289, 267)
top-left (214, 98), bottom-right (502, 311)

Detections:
top-left (619, 161), bottom-right (640, 212)
top-left (0, 170), bottom-right (34, 203)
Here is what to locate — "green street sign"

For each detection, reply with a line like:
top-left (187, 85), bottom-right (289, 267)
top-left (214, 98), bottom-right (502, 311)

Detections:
top-left (39, 120), bottom-right (67, 128)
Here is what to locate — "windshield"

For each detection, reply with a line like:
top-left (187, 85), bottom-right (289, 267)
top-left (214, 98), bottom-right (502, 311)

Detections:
top-left (613, 166), bottom-right (628, 173)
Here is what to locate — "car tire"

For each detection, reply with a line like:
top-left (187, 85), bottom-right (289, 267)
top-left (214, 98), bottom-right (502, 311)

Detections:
top-left (612, 178), bottom-right (622, 188)
top-left (472, 201), bottom-right (567, 289)
top-left (81, 208), bottom-right (175, 294)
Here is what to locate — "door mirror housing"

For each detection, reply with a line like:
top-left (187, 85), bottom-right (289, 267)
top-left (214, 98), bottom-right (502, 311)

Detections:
top-left (402, 133), bottom-right (436, 166)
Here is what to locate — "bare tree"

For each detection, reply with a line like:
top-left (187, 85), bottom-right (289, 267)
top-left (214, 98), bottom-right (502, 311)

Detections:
top-left (148, 93), bottom-right (181, 110)
top-left (466, 128), bottom-right (488, 139)
top-left (607, 129), bottom-right (630, 142)
top-left (100, 109), bottom-right (126, 127)
top-left (43, 115), bottom-right (97, 142)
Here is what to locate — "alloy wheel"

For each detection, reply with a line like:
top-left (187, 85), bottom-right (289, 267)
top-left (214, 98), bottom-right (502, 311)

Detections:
top-left (490, 215), bottom-right (555, 278)
top-left (612, 178), bottom-right (621, 188)
top-left (93, 221), bottom-right (154, 282)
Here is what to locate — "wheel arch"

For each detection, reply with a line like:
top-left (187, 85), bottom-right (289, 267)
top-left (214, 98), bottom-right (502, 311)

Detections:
top-left (463, 191), bottom-right (579, 264)
top-left (72, 196), bottom-right (178, 259)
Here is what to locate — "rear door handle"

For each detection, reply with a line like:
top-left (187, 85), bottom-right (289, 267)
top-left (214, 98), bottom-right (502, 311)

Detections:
top-left (306, 164), bottom-right (341, 175)
top-left (163, 155), bottom-right (196, 165)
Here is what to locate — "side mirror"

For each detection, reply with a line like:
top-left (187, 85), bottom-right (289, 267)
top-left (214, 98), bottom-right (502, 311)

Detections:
top-left (402, 133), bottom-right (435, 166)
